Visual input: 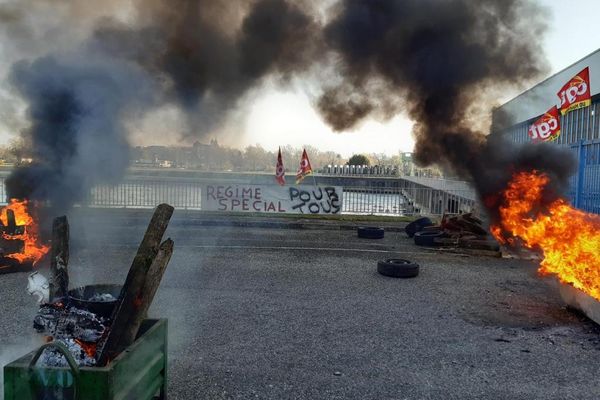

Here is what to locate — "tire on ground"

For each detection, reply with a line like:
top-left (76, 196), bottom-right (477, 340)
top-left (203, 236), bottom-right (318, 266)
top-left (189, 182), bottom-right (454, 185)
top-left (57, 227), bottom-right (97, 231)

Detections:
top-left (357, 226), bottom-right (385, 239)
top-left (404, 217), bottom-right (433, 238)
top-left (459, 239), bottom-right (500, 251)
top-left (377, 259), bottom-right (419, 278)
top-left (414, 230), bottom-right (445, 246)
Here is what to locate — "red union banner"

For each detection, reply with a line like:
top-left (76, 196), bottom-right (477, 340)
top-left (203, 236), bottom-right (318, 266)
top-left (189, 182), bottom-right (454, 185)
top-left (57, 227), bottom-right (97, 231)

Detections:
top-left (529, 105), bottom-right (561, 142)
top-left (557, 67), bottom-right (591, 115)
top-left (275, 147), bottom-right (285, 186)
top-left (295, 149), bottom-right (313, 184)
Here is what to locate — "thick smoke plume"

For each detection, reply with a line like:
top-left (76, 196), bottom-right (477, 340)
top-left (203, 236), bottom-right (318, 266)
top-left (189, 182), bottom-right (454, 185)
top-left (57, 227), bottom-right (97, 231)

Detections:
top-left (319, 0), bottom-right (576, 217)
top-left (6, 53), bottom-right (153, 211)
top-left (92, 0), bottom-right (319, 132)
top-left (3, 0), bottom-right (576, 216)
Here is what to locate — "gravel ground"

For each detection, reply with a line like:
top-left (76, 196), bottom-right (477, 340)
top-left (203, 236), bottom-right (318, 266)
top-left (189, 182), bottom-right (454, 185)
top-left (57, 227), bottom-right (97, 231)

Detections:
top-left (1, 210), bottom-right (599, 399)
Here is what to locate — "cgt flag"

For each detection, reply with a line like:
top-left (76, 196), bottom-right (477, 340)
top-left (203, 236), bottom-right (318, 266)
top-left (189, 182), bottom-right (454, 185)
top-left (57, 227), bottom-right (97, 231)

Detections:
top-left (557, 67), bottom-right (591, 115)
top-left (295, 149), bottom-right (313, 184)
top-left (275, 147), bottom-right (285, 186)
top-left (528, 105), bottom-right (561, 142)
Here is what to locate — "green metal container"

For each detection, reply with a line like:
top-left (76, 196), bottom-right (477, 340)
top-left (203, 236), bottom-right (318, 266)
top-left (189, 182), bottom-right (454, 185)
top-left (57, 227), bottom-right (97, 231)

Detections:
top-left (4, 318), bottom-right (167, 400)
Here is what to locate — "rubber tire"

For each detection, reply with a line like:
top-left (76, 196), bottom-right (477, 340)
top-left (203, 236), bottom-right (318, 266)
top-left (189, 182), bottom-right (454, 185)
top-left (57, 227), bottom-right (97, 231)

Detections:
top-left (414, 230), bottom-right (445, 246)
top-left (377, 259), bottom-right (419, 278)
top-left (405, 217), bottom-right (433, 238)
top-left (357, 226), bottom-right (385, 239)
top-left (459, 239), bottom-right (500, 251)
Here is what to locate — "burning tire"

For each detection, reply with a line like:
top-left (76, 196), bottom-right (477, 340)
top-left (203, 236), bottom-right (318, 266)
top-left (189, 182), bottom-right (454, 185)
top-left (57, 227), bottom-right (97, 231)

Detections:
top-left (414, 230), bottom-right (446, 246)
top-left (377, 259), bottom-right (419, 278)
top-left (404, 217), bottom-right (433, 238)
top-left (357, 226), bottom-right (385, 239)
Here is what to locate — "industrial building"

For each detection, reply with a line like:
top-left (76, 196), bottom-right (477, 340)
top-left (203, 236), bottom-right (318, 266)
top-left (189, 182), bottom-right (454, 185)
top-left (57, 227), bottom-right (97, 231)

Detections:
top-left (494, 48), bottom-right (600, 213)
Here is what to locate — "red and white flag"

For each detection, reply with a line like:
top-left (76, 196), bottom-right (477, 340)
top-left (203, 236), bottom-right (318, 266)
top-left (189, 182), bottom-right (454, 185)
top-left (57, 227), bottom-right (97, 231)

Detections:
top-left (528, 105), bottom-right (561, 142)
top-left (275, 147), bottom-right (286, 186)
top-left (557, 67), bottom-right (591, 115)
top-left (295, 149), bottom-right (313, 184)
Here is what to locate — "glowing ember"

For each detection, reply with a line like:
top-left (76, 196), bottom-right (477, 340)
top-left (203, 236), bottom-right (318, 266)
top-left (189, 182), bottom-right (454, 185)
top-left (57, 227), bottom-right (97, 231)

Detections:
top-left (74, 339), bottom-right (98, 358)
top-left (492, 171), bottom-right (600, 300)
top-left (0, 198), bottom-right (49, 265)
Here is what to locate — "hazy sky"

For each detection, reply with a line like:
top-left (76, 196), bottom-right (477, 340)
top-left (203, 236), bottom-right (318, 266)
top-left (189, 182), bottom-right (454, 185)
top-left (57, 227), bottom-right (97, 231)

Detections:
top-left (1, 1), bottom-right (600, 157)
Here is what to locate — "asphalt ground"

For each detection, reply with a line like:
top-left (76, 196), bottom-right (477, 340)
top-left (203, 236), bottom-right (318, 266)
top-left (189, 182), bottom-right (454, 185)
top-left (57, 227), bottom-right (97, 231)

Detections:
top-left (1, 210), bottom-right (600, 399)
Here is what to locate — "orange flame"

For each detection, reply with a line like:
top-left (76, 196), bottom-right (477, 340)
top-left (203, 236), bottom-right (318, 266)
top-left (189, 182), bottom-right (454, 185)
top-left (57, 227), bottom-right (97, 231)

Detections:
top-left (0, 199), bottom-right (49, 265)
top-left (74, 339), bottom-right (97, 358)
top-left (491, 171), bottom-right (600, 300)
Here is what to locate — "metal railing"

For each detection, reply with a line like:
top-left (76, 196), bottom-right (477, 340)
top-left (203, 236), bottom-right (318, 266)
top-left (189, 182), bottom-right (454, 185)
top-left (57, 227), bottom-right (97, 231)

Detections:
top-left (342, 187), bottom-right (477, 216)
top-left (89, 178), bottom-right (204, 210)
top-left (0, 176), bottom-right (479, 217)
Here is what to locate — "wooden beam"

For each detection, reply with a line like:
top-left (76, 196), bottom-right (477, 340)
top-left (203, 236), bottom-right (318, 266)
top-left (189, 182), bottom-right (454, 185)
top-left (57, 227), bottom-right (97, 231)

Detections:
top-left (96, 203), bottom-right (174, 366)
top-left (0, 257), bottom-right (33, 275)
top-left (6, 209), bottom-right (16, 233)
top-left (49, 216), bottom-right (69, 301)
top-left (121, 239), bottom-right (173, 346)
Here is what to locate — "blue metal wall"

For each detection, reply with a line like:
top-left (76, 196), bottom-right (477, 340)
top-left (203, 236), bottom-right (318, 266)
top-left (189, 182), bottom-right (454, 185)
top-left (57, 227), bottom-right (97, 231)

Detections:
top-left (502, 97), bottom-right (600, 213)
top-left (570, 139), bottom-right (600, 213)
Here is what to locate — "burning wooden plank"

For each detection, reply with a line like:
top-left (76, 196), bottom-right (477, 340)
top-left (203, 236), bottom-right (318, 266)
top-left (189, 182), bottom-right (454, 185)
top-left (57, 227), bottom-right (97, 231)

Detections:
top-left (0, 199), bottom-right (49, 273)
top-left (96, 203), bottom-right (174, 366)
top-left (0, 210), bottom-right (28, 274)
top-left (0, 258), bottom-right (32, 275)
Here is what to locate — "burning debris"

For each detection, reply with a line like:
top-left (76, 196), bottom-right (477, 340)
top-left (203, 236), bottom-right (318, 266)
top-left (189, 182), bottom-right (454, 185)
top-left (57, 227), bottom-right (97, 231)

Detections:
top-left (491, 171), bottom-right (600, 301)
top-left (0, 199), bottom-right (49, 274)
top-left (34, 303), bottom-right (107, 367)
top-left (27, 204), bottom-right (174, 368)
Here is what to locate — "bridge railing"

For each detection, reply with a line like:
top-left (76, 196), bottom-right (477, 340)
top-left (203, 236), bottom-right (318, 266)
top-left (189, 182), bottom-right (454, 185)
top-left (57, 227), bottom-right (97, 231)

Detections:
top-left (342, 186), bottom-right (478, 216)
top-left (0, 176), bottom-right (479, 217)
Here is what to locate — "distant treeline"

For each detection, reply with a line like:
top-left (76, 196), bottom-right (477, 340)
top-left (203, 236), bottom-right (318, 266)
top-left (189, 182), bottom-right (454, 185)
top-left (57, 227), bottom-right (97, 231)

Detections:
top-left (0, 138), bottom-right (428, 175)
top-left (131, 141), bottom-right (406, 172)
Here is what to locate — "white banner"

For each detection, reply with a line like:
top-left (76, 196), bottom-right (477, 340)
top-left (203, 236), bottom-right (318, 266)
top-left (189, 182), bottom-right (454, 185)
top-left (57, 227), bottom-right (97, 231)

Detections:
top-left (202, 184), bottom-right (343, 214)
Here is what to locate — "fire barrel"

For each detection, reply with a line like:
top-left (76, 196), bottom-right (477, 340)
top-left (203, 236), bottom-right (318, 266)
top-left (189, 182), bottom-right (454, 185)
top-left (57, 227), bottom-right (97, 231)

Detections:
top-left (3, 319), bottom-right (168, 400)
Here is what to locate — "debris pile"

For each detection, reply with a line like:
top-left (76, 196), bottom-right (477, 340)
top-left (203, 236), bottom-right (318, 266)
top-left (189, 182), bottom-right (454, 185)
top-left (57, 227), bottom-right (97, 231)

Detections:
top-left (409, 213), bottom-right (501, 256)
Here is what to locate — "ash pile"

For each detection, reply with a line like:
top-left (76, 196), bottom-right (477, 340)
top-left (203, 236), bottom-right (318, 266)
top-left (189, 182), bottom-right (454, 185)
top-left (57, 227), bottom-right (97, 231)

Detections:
top-left (33, 301), bottom-right (108, 367)
top-left (28, 204), bottom-right (174, 368)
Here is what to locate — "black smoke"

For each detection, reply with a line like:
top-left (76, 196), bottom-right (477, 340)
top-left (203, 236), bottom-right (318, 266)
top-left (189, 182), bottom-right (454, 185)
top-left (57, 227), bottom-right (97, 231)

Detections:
top-left (6, 54), bottom-right (154, 211)
top-left (92, 0), bottom-right (319, 132)
top-left (319, 0), bottom-right (576, 217)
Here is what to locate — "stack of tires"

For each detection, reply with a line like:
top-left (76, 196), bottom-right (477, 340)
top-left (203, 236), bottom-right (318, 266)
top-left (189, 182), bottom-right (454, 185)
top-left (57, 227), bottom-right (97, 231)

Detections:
top-left (404, 217), bottom-right (433, 238)
top-left (405, 217), bottom-right (447, 247)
